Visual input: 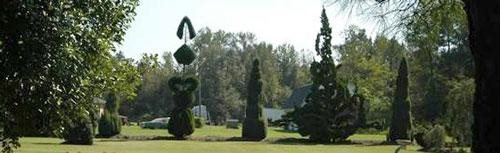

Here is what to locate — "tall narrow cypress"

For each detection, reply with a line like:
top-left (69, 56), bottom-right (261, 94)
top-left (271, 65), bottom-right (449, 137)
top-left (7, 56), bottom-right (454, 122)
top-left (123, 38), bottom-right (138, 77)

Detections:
top-left (388, 57), bottom-right (413, 142)
top-left (242, 59), bottom-right (267, 140)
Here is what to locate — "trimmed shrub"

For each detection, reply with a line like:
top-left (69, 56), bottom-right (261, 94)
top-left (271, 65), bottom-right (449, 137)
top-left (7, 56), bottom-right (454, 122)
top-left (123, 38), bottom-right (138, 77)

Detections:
top-left (167, 77), bottom-right (198, 139)
top-left (416, 124), bottom-right (446, 151)
top-left (388, 57), bottom-right (413, 142)
top-left (63, 118), bottom-right (93, 145)
top-left (98, 93), bottom-right (122, 138)
top-left (194, 117), bottom-right (205, 128)
top-left (242, 59), bottom-right (267, 141)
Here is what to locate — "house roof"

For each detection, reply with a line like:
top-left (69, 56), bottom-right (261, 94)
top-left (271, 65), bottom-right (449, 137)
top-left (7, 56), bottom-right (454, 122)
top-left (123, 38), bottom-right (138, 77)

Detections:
top-left (283, 84), bottom-right (312, 109)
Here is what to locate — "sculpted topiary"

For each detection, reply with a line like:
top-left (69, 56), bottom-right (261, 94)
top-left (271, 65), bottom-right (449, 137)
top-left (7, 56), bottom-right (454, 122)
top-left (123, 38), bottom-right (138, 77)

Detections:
top-left (242, 59), bottom-right (267, 141)
top-left (167, 16), bottom-right (199, 139)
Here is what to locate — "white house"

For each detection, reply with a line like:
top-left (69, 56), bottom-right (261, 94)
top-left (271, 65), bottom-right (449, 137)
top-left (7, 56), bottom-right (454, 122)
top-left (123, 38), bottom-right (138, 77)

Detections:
top-left (263, 108), bottom-right (285, 122)
top-left (192, 105), bottom-right (211, 122)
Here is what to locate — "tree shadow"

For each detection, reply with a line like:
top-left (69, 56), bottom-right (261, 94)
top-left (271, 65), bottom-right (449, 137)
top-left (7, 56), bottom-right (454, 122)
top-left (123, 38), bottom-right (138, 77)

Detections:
top-left (270, 138), bottom-right (363, 146)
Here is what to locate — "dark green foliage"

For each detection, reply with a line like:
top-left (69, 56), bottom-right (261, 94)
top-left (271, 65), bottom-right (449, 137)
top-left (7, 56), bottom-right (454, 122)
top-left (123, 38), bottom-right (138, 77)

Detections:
top-left (168, 109), bottom-right (195, 138)
top-left (98, 93), bottom-right (122, 138)
top-left (63, 118), bottom-right (94, 145)
top-left (242, 59), bottom-right (268, 141)
top-left (174, 44), bottom-right (197, 65)
top-left (177, 16), bottom-right (197, 40)
top-left (388, 57), bottom-right (413, 142)
top-left (194, 117), bottom-right (205, 128)
top-left (98, 110), bottom-right (122, 138)
top-left (167, 76), bottom-right (198, 138)
top-left (294, 8), bottom-right (364, 143)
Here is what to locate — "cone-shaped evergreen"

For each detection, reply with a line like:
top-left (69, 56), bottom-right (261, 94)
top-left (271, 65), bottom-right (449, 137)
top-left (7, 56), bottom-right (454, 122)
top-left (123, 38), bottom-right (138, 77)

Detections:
top-left (388, 57), bottom-right (413, 142)
top-left (295, 8), bottom-right (363, 143)
top-left (242, 59), bottom-right (268, 141)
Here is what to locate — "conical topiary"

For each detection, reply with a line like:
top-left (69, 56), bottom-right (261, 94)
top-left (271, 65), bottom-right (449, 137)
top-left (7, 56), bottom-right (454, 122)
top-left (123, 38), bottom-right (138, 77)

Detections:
top-left (242, 59), bottom-right (267, 141)
top-left (388, 57), bottom-right (413, 142)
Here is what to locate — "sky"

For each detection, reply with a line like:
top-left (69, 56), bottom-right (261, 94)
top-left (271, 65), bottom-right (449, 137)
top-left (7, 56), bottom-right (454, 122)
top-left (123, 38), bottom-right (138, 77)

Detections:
top-left (116, 0), bottom-right (379, 60)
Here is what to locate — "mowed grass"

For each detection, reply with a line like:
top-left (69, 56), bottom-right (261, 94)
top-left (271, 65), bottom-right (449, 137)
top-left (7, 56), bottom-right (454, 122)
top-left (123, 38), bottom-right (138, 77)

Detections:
top-left (123, 125), bottom-right (302, 138)
top-left (16, 125), bottom-right (426, 153)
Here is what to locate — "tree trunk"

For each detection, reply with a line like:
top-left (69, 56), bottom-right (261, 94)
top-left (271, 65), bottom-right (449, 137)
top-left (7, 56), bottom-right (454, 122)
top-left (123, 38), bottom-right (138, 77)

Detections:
top-left (464, 1), bottom-right (500, 152)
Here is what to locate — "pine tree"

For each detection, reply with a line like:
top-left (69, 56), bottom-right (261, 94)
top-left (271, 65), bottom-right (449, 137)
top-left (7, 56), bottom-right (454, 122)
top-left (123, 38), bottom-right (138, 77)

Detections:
top-left (242, 59), bottom-right (268, 140)
top-left (295, 8), bottom-right (362, 143)
top-left (388, 57), bottom-right (413, 142)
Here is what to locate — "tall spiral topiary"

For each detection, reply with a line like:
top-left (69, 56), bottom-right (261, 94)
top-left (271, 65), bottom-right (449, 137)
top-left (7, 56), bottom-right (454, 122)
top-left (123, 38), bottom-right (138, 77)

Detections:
top-left (294, 8), bottom-right (364, 143)
top-left (167, 16), bottom-right (198, 139)
top-left (242, 59), bottom-right (268, 141)
top-left (388, 57), bottom-right (413, 142)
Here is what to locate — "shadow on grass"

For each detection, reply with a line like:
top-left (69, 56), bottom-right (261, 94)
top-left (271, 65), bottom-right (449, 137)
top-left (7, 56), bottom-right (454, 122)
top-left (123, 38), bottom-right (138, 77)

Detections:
top-left (30, 142), bottom-right (59, 145)
top-left (269, 138), bottom-right (363, 146)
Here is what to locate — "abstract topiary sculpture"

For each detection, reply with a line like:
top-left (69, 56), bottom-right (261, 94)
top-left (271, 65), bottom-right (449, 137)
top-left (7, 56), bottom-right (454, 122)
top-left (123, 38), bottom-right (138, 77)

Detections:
top-left (167, 16), bottom-right (199, 139)
top-left (242, 59), bottom-right (268, 141)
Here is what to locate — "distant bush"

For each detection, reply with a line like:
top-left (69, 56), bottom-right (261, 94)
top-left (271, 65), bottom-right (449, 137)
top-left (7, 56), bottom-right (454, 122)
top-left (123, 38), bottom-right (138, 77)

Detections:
top-left (226, 120), bottom-right (240, 129)
top-left (141, 114), bottom-right (154, 122)
top-left (194, 117), bottom-right (205, 128)
top-left (416, 124), bottom-right (446, 151)
top-left (98, 110), bottom-right (121, 138)
top-left (63, 118), bottom-right (93, 145)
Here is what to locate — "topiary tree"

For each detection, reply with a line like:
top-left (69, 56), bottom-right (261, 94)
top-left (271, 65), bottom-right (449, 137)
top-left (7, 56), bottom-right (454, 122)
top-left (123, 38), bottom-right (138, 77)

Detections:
top-left (63, 116), bottom-right (94, 145)
top-left (98, 92), bottom-right (122, 138)
top-left (388, 57), bottom-right (413, 142)
top-left (294, 8), bottom-right (364, 143)
top-left (242, 59), bottom-right (268, 141)
top-left (167, 16), bottom-right (198, 139)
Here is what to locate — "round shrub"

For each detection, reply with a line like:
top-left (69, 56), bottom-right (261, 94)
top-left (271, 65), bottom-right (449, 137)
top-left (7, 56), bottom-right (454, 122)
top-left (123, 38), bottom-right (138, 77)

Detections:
top-left (416, 124), bottom-right (446, 151)
top-left (63, 118), bottom-right (93, 145)
top-left (194, 117), bottom-right (205, 128)
top-left (167, 76), bottom-right (198, 139)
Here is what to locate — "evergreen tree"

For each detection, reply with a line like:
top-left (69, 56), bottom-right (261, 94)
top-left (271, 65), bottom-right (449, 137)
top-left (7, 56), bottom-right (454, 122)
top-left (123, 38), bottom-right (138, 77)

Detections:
top-left (388, 57), bottom-right (413, 142)
top-left (242, 59), bottom-right (268, 140)
top-left (295, 8), bottom-right (363, 143)
top-left (98, 92), bottom-right (122, 138)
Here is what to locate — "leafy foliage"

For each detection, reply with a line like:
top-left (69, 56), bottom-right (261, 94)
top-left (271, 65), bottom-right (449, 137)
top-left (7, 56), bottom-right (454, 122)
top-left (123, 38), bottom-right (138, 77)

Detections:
top-left (417, 125), bottom-right (446, 152)
top-left (242, 59), bottom-right (268, 141)
top-left (388, 57), bottom-right (413, 142)
top-left (0, 1), bottom-right (138, 152)
top-left (444, 78), bottom-right (473, 146)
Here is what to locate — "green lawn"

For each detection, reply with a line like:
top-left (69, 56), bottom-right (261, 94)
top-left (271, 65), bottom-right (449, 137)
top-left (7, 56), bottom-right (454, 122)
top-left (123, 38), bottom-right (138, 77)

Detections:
top-left (16, 125), bottom-right (426, 153)
top-left (122, 125), bottom-right (303, 138)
